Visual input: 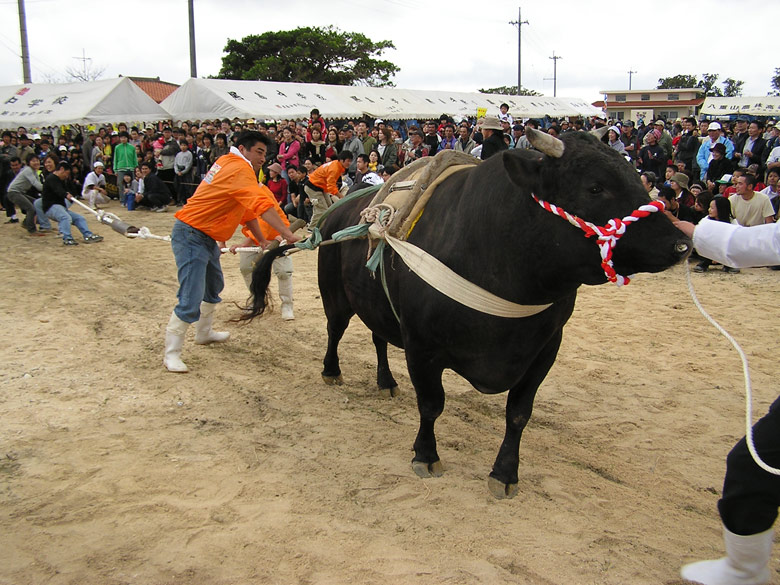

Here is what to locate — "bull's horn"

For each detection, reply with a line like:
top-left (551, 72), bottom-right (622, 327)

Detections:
top-left (590, 126), bottom-right (610, 140)
top-left (526, 127), bottom-right (565, 158)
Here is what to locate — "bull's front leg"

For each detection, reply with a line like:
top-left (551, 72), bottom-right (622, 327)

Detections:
top-left (489, 331), bottom-right (563, 499)
top-left (406, 350), bottom-right (445, 478)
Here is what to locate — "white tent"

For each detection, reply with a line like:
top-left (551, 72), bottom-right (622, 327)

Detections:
top-left (700, 96), bottom-right (780, 118)
top-left (0, 77), bottom-right (171, 129)
top-left (161, 78), bottom-right (603, 122)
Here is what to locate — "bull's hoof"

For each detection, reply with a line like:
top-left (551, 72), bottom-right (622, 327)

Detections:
top-left (378, 385), bottom-right (400, 398)
top-left (322, 374), bottom-right (344, 385)
top-left (412, 460), bottom-right (444, 478)
top-left (487, 476), bottom-right (519, 499)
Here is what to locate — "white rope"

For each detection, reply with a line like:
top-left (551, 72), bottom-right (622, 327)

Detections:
top-left (125, 226), bottom-right (171, 242)
top-left (684, 261), bottom-right (780, 475)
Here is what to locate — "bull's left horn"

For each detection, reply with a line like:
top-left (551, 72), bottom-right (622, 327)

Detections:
top-left (590, 126), bottom-right (610, 140)
top-left (526, 127), bottom-right (565, 158)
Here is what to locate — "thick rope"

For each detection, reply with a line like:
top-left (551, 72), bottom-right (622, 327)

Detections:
top-left (531, 194), bottom-right (664, 286)
top-left (684, 261), bottom-right (780, 475)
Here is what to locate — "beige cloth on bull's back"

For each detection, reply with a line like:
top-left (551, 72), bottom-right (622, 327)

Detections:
top-left (367, 150), bottom-right (481, 239)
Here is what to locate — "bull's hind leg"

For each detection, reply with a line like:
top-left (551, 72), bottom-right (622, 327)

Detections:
top-left (373, 333), bottom-right (399, 397)
top-left (406, 352), bottom-right (445, 478)
top-left (488, 330), bottom-right (563, 499)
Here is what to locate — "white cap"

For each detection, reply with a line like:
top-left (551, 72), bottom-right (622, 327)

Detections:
top-left (93, 161), bottom-right (104, 168)
top-left (708, 122), bottom-right (722, 131)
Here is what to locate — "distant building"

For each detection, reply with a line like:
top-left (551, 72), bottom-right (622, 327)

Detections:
top-left (123, 76), bottom-right (179, 104)
top-left (592, 88), bottom-right (704, 125)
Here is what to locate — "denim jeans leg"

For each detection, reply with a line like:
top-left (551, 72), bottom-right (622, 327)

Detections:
top-left (46, 204), bottom-right (73, 239)
top-left (171, 220), bottom-right (220, 323)
top-left (203, 241), bottom-right (224, 304)
top-left (68, 210), bottom-right (92, 238)
top-left (33, 198), bottom-right (52, 230)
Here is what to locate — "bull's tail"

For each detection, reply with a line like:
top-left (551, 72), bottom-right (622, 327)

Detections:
top-left (237, 244), bottom-right (296, 322)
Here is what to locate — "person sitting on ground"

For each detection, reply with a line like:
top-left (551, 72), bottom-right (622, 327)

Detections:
top-left (759, 168), bottom-right (779, 216)
top-left (133, 161), bottom-right (170, 212)
top-left (304, 150), bottom-right (353, 227)
top-left (694, 196), bottom-right (739, 273)
top-left (657, 185), bottom-right (696, 222)
top-left (705, 143), bottom-right (735, 195)
top-left (6, 153), bottom-right (45, 236)
top-left (640, 171), bottom-right (659, 200)
top-left (669, 172), bottom-right (695, 207)
top-left (82, 161), bottom-right (108, 209)
top-left (41, 161), bottom-right (103, 246)
top-left (265, 162), bottom-right (288, 207)
top-left (730, 173), bottom-right (775, 227)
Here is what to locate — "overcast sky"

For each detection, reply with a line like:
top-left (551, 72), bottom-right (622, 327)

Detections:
top-left (0, 0), bottom-right (777, 104)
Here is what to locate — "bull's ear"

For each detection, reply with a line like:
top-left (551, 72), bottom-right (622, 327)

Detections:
top-left (502, 148), bottom-right (544, 189)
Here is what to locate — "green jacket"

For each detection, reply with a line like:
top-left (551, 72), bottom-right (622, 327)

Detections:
top-left (113, 142), bottom-right (137, 171)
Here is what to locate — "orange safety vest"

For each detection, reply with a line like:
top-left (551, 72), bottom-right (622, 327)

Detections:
top-left (174, 152), bottom-right (279, 242)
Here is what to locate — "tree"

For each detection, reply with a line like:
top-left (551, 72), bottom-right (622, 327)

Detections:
top-left (478, 85), bottom-right (542, 96)
top-left (657, 74), bottom-right (698, 89)
top-left (66, 50), bottom-right (105, 82)
top-left (722, 78), bottom-right (744, 97)
top-left (696, 73), bottom-right (722, 97)
top-left (770, 68), bottom-right (780, 96)
top-left (216, 27), bottom-right (399, 87)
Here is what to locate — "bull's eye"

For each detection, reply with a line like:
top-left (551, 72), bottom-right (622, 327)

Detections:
top-left (588, 185), bottom-right (603, 194)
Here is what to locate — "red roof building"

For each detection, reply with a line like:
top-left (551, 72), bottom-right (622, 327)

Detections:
top-left (124, 76), bottom-right (180, 104)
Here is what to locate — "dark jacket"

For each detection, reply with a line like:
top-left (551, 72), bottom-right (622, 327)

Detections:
top-left (481, 132), bottom-right (508, 160)
top-left (41, 173), bottom-right (69, 212)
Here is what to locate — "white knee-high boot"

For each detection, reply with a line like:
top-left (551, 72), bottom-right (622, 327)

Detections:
top-left (164, 311), bottom-right (190, 373)
top-left (681, 526), bottom-right (773, 585)
top-left (194, 302), bottom-right (230, 345)
top-left (278, 275), bottom-right (294, 321)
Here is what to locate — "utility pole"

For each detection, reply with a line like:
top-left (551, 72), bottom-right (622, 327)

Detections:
top-left (188, 0), bottom-right (197, 78)
top-left (627, 70), bottom-right (636, 90)
top-left (549, 51), bottom-right (562, 97)
top-left (17, 0), bottom-right (31, 83)
top-left (508, 7), bottom-right (528, 95)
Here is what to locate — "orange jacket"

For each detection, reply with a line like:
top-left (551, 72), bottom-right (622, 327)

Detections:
top-left (241, 205), bottom-right (290, 244)
top-left (175, 152), bottom-right (278, 242)
top-left (308, 160), bottom-right (348, 196)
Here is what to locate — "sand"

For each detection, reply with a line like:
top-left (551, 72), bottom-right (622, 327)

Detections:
top-left (1, 201), bottom-right (778, 585)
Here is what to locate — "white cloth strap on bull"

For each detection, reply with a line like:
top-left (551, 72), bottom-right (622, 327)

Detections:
top-left (380, 234), bottom-right (552, 318)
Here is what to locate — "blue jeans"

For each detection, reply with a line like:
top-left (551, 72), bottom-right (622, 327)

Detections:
top-left (45, 203), bottom-right (92, 240)
top-left (170, 219), bottom-right (223, 323)
top-left (33, 198), bottom-right (52, 230)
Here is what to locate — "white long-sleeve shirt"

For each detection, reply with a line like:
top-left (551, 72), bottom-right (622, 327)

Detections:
top-left (693, 220), bottom-right (780, 268)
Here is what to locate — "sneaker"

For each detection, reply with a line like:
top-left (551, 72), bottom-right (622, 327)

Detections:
top-left (693, 264), bottom-right (707, 273)
top-left (723, 266), bottom-right (740, 273)
top-left (84, 234), bottom-right (104, 243)
top-left (5, 218), bottom-right (19, 224)
top-left (63, 237), bottom-right (79, 246)
top-left (155, 205), bottom-right (168, 213)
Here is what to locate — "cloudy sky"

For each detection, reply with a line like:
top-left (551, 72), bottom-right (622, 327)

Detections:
top-left (0, 0), bottom-right (777, 103)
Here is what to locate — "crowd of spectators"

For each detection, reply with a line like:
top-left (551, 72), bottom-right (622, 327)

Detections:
top-left (1, 106), bottom-right (778, 249)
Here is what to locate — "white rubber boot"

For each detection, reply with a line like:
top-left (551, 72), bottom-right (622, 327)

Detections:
top-left (681, 526), bottom-right (773, 585)
top-left (164, 311), bottom-right (190, 373)
top-left (193, 302), bottom-right (230, 345)
top-left (278, 275), bottom-right (294, 321)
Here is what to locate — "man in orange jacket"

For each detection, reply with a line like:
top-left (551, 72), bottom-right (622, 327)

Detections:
top-left (304, 150), bottom-right (353, 227)
top-left (164, 131), bottom-right (300, 373)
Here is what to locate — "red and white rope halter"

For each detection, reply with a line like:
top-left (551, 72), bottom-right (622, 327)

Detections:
top-left (531, 194), bottom-right (665, 286)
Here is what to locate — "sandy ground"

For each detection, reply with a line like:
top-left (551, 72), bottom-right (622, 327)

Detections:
top-left (0, 200), bottom-right (778, 585)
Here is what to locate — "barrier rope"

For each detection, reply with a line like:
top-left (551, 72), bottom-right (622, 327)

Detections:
top-left (684, 261), bottom-right (780, 476)
top-left (531, 194), bottom-right (665, 286)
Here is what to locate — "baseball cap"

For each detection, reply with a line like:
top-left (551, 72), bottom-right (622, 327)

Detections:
top-left (716, 174), bottom-right (733, 184)
top-left (707, 122), bottom-right (722, 131)
top-left (93, 161), bottom-right (104, 168)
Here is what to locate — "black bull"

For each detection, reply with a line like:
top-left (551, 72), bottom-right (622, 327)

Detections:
top-left (244, 130), bottom-right (691, 499)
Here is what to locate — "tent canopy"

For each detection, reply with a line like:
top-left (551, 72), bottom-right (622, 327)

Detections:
top-left (0, 77), bottom-right (171, 129)
top-left (700, 96), bottom-right (780, 118)
top-left (161, 78), bottom-right (603, 122)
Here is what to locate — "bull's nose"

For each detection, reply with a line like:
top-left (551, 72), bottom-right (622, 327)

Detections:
top-left (675, 240), bottom-right (691, 256)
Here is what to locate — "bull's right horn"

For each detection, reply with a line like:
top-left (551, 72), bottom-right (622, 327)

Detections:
top-left (526, 127), bottom-right (565, 158)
